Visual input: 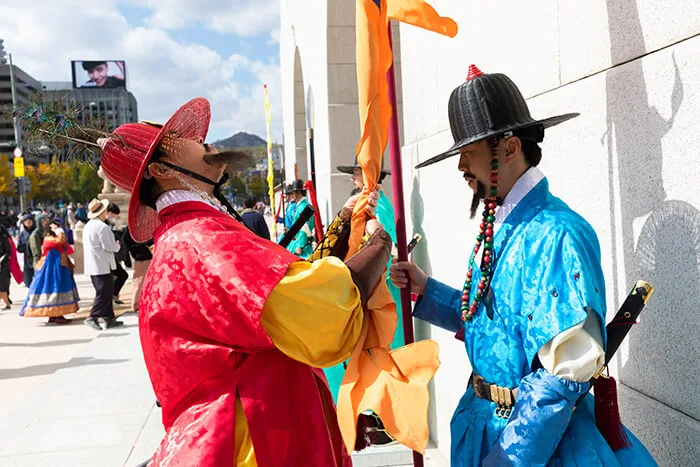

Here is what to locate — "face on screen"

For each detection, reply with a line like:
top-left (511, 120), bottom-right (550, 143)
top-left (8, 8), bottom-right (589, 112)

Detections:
top-left (88, 64), bottom-right (109, 87)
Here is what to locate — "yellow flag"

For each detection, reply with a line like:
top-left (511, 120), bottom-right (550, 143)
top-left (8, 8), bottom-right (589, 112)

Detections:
top-left (264, 84), bottom-right (276, 237)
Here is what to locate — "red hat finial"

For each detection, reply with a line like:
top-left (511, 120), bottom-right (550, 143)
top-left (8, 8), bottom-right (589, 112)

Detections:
top-left (467, 64), bottom-right (484, 81)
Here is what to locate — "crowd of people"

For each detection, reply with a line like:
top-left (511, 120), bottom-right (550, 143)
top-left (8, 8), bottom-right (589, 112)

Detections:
top-left (0, 199), bottom-right (152, 330)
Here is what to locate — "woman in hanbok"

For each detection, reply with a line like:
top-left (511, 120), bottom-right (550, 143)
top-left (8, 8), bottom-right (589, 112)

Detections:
top-left (20, 228), bottom-right (79, 324)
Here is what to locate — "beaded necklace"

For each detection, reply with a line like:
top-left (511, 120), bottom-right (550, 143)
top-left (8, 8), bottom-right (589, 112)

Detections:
top-left (172, 171), bottom-right (232, 216)
top-left (460, 143), bottom-right (500, 322)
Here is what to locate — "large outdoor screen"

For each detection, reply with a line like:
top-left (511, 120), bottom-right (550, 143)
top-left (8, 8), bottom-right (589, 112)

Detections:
top-left (72, 60), bottom-right (126, 89)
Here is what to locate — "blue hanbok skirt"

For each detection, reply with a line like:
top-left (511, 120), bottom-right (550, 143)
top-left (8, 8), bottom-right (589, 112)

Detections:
top-left (20, 249), bottom-right (79, 318)
top-left (451, 390), bottom-right (657, 466)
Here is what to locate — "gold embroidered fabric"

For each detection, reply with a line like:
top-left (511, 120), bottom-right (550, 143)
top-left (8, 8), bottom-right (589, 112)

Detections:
top-left (308, 214), bottom-right (351, 262)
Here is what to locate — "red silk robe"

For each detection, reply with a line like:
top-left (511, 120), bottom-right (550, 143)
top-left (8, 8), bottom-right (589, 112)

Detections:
top-left (139, 201), bottom-right (350, 466)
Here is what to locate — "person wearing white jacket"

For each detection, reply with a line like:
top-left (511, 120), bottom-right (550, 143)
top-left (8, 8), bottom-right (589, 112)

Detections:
top-left (82, 199), bottom-right (123, 330)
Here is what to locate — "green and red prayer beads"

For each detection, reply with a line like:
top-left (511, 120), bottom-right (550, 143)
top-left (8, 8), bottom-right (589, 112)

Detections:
top-left (461, 150), bottom-right (499, 321)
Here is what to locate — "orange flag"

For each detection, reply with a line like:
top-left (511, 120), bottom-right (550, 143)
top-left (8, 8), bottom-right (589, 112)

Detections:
top-left (338, 0), bottom-right (457, 455)
top-left (350, 1), bottom-right (457, 250)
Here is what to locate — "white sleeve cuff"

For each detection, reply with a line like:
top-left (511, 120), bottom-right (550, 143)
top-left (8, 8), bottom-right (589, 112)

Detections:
top-left (537, 311), bottom-right (605, 382)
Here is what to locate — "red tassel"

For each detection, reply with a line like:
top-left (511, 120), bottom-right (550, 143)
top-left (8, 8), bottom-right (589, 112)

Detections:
top-left (594, 374), bottom-right (632, 450)
top-left (303, 180), bottom-right (324, 243)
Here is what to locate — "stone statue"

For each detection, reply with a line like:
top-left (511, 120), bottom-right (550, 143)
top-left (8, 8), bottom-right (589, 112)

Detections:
top-left (97, 165), bottom-right (117, 194)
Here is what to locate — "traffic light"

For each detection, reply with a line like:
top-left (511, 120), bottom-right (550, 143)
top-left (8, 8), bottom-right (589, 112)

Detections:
top-left (13, 178), bottom-right (21, 196)
top-left (23, 176), bottom-right (31, 193)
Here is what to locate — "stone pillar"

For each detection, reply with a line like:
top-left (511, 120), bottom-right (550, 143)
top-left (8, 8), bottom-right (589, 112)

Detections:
top-left (97, 164), bottom-right (131, 225)
top-left (72, 221), bottom-right (85, 275)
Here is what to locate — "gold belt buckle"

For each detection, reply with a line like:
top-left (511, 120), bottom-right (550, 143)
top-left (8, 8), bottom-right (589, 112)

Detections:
top-left (493, 385), bottom-right (513, 419)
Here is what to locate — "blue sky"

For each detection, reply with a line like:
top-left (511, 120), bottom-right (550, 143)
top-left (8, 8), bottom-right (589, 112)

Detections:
top-left (0, 0), bottom-right (282, 142)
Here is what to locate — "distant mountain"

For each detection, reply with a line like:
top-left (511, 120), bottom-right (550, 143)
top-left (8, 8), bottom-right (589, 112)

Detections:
top-left (212, 132), bottom-right (265, 149)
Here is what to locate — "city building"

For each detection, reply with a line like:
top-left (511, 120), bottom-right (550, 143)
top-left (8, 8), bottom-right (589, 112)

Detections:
top-left (0, 61), bottom-right (43, 161)
top-left (280, 1), bottom-right (700, 465)
top-left (0, 53), bottom-right (137, 163)
top-left (42, 81), bottom-right (138, 132)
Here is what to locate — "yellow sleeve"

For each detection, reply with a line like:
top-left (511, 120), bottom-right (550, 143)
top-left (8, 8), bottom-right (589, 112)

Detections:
top-left (261, 257), bottom-right (363, 368)
top-left (234, 397), bottom-right (257, 466)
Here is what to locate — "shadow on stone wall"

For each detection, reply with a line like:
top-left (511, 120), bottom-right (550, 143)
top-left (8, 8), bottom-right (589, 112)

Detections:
top-left (410, 176), bottom-right (433, 343)
top-left (410, 176), bottom-right (432, 279)
top-left (409, 175), bottom-right (439, 442)
top-left (624, 201), bottom-right (700, 416)
top-left (605, 0), bottom-right (698, 463)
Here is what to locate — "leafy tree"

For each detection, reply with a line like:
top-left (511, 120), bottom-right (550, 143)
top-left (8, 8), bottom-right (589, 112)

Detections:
top-left (249, 174), bottom-right (268, 199)
top-left (25, 161), bottom-right (70, 203)
top-left (0, 155), bottom-right (15, 200)
top-left (67, 163), bottom-right (101, 203)
top-left (224, 173), bottom-right (247, 205)
top-left (21, 160), bottom-right (99, 205)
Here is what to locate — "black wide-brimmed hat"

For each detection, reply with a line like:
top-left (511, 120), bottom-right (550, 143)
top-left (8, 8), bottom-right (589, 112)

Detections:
top-left (416, 65), bottom-right (579, 169)
top-left (287, 179), bottom-right (306, 194)
top-left (337, 160), bottom-right (391, 177)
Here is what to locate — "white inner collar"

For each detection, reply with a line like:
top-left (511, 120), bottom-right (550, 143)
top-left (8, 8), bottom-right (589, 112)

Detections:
top-left (494, 166), bottom-right (545, 228)
top-left (155, 190), bottom-right (211, 214)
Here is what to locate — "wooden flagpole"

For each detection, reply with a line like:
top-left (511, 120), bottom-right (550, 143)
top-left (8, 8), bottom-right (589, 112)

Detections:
top-left (386, 22), bottom-right (424, 467)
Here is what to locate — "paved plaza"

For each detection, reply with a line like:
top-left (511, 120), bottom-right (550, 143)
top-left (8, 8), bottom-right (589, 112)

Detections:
top-left (0, 276), bottom-right (163, 467)
top-left (0, 274), bottom-right (446, 467)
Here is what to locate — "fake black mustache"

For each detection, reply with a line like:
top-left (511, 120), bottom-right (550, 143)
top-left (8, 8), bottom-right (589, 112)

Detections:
top-left (203, 149), bottom-right (253, 171)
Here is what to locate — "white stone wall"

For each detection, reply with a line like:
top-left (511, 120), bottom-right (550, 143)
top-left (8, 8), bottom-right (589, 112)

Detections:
top-left (281, 1), bottom-right (401, 226)
top-left (398, 1), bottom-right (700, 465)
top-left (280, 0), bottom-right (699, 464)
top-left (280, 0), bottom-right (330, 217)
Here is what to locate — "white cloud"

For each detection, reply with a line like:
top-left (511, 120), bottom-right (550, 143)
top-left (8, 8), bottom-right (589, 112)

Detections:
top-left (145, 0), bottom-right (281, 37)
top-left (0, 1), bottom-right (283, 142)
top-left (209, 56), bottom-right (283, 142)
top-left (268, 28), bottom-right (281, 45)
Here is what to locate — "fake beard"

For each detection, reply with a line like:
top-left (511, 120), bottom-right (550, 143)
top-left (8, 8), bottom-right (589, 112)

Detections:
top-left (203, 150), bottom-right (252, 172)
top-left (469, 180), bottom-right (487, 219)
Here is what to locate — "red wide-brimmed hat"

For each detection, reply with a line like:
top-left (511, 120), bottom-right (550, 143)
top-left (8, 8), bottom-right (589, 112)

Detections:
top-left (100, 98), bottom-right (211, 242)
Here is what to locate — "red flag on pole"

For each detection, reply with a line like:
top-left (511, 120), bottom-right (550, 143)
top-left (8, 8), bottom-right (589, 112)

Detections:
top-left (303, 180), bottom-right (324, 242)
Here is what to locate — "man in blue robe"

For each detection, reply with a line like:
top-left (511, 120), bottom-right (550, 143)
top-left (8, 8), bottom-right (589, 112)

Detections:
top-left (283, 183), bottom-right (296, 231)
top-left (276, 183), bottom-right (296, 232)
top-left (391, 65), bottom-right (656, 466)
top-left (283, 179), bottom-right (315, 259)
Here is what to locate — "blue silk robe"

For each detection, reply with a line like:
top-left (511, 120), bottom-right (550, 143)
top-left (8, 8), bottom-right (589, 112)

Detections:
top-left (284, 200), bottom-right (296, 230)
top-left (285, 198), bottom-right (314, 259)
top-left (414, 179), bottom-right (656, 466)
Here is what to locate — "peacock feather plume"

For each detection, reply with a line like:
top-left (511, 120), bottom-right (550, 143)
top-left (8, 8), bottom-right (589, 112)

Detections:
top-left (4, 92), bottom-right (120, 163)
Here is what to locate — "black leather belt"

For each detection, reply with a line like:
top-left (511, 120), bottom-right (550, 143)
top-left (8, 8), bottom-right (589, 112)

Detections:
top-left (469, 373), bottom-right (518, 418)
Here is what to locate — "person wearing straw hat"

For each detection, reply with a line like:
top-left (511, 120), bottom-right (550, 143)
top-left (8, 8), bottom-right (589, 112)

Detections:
top-left (390, 65), bottom-right (655, 466)
top-left (83, 198), bottom-right (123, 330)
top-left (95, 97), bottom-right (391, 466)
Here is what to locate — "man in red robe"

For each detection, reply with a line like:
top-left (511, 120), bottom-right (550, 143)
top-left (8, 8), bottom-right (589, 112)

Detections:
top-left (98, 98), bottom-right (390, 466)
